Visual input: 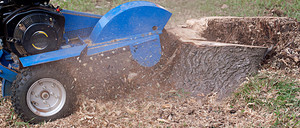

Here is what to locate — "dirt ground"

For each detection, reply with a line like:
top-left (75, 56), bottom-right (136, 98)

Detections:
top-left (1, 2), bottom-right (300, 128)
top-left (0, 83), bottom-right (279, 127)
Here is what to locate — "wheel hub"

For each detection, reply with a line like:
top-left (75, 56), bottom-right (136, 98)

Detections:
top-left (26, 78), bottom-right (66, 117)
top-left (40, 91), bottom-right (50, 100)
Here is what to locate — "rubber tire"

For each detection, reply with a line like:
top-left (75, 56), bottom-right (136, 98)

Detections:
top-left (11, 64), bottom-right (76, 124)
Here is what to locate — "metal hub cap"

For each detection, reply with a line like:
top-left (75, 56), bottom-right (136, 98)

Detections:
top-left (26, 78), bottom-right (66, 117)
top-left (41, 91), bottom-right (50, 100)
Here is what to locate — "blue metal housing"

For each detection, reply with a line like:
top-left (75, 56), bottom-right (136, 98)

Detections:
top-left (0, 49), bottom-right (18, 96)
top-left (62, 10), bottom-right (102, 39)
top-left (88, 1), bottom-right (171, 66)
top-left (1, 1), bottom-right (171, 96)
top-left (19, 44), bottom-right (87, 67)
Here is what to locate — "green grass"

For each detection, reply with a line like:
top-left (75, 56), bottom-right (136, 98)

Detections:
top-left (51, 0), bottom-right (135, 15)
top-left (230, 71), bottom-right (300, 127)
top-left (51, 0), bottom-right (299, 26)
top-left (6, 109), bottom-right (29, 127)
top-left (1, 93), bottom-right (32, 127)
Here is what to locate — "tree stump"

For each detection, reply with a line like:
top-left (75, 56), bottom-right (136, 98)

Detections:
top-left (186, 17), bottom-right (300, 75)
top-left (166, 25), bottom-right (268, 99)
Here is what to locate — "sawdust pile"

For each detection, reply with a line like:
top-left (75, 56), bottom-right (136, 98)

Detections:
top-left (0, 84), bottom-right (19, 127)
top-left (0, 98), bottom-right (11, 127)
top-left (38, 91), bottom-right (275, 127)
top-left (0, 79), bottom-right (291, 127)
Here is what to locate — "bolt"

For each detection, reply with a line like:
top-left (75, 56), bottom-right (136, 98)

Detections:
top-left (31, 91), bottom-right (35, 95)
top-left (43, 100), bottom-right (47, 104)
top-left (32, 101), bottom-right (38, 106)
top-left (18, 24), bottom-right (26, 31)
top-left (38, 81), bottom-right (43, 85)
top-left (42, 93), bottom-right (49, 99)
top-left (51, 84), bottom-right (56, 88)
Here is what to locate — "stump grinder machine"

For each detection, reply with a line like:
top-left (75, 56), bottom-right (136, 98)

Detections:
top-left (0, 0), bottom-right (171, 123)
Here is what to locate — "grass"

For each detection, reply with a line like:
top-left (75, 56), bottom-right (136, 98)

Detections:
top-left (0, 87), bottom-right (32, 127)
top-left (51, 0), bottom-right (299, 26)
top-left (6, 108), bottom-right (31, 128)
top-left (230, 70), bottom-right (300, 127)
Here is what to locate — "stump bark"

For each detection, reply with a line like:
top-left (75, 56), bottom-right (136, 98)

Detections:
top-left (186, 17), bottom-right (300, 75)
top-left (167, 26), bottom-right (268, 99)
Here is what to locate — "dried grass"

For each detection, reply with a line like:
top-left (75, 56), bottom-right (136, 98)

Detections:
top-left (1, 70), bottom-right (298, 127)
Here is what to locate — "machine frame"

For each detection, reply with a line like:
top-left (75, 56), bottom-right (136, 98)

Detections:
top-left (1, 1), bottom-right (171, 97)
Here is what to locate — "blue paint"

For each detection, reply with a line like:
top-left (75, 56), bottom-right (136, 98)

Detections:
top-left (19, 1), bottom-right (171, 67)
top-left (62, 10), bottom-right (101, 39)
top-left (87, 33), bottom-right (160, 56)
top-left (88, 1), bottom-right (171, 66)
top-left (62, 10), bottom-right (101, 32)
top-left (19, 44), bottom-right (87, 67)
top-left (62, 10), bottom-right (102, 19)
top-left (2, 80), bottom-right (13, 97)
top-left (18, 1), bottom-right (171, 68)
top-left (0, 64), bottom-right (17, 82)
top-left (0, 49), bottom-right (17, 82)
top-left (90, 1), bottom-right (172, 43)
top-left (0, 50), bottom-right (17, 97)
top-left (0, 50), bottom-right (13, 67)
top-left (88, 30), bottom-right (161, 49)
top-left (130, 35), bottom-right (161, 67)
top-left (1, 1), bottom-right (172, 97)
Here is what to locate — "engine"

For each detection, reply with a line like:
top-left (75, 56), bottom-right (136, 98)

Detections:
top-left (0, 0), bottom-right (65, 56)
top-left (1, 0), bottom-right (50, 5)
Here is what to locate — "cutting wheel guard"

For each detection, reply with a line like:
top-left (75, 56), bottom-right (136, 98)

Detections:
top-left (88, 1), bottom-right (172, 67)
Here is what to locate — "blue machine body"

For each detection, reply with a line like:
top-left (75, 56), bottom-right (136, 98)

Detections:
top-left (0, 49), bottom-right (18, 96)
top-left (1, 1), bottom-right (172, 96)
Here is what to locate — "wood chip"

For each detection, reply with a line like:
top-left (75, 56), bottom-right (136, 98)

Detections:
top-left (157, 119), bottom-right (170, 124)
top-left (162, 104), bottom-right (172, 109)
top-left (168, 90), bottom-right (177, 94)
